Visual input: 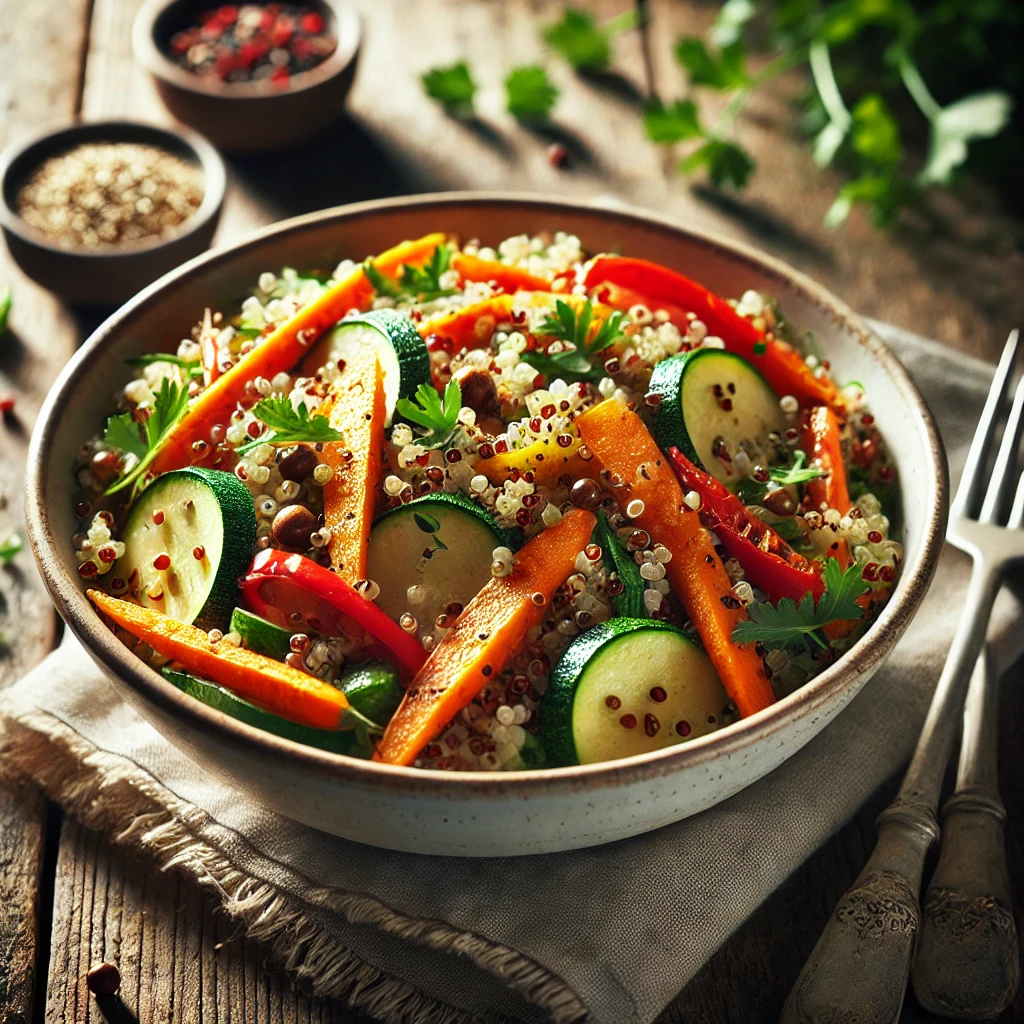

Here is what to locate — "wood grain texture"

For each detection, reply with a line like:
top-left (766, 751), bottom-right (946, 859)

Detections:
top-left (9, 0), bottom-right (1023, 1020)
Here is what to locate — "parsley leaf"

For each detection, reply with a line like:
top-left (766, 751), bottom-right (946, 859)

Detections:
top-left (643, 99), bottom-right (703, 144)
top-left (394, 380), bottom-right (462, 449)
top-left (104, 377), bottom-right (190, 495)
top-left (770, 450), bottom-right (825, 487)
top-left (681, 138), bottom-right (755, 189)
top-left (422, 61), bottom-right (478, 116)
top-left (505, 65), bottom-right (559, 120)
top-left (732, 560), bottom-right (870, 651)
top-left (543, 8), bottom-right (611, 71)
top-left (363, 244), bottom-right (455, 302)
top-left (0, 285), bottom-right (10, 335)
top-left (675, 38), bottom-right (749, 90)
top-left (523, 299), bottom-right (627, 383)
top-left (238, 396), bottom-right (344, 454)
top-left (0, 532), bottom-right (23, 565)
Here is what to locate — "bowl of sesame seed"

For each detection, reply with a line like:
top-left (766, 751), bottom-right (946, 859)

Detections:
top-left (0, 119), bottom-right (226, 307)
top-left (133, 0), bottom-right (361, 154)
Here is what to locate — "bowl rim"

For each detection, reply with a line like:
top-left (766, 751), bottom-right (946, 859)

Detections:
top-left (132, 0), bottom-right (361, 101)
top-left (0, 117), bottom-right (227, 260)
top-left (25, 191), bottom-right (949, 799)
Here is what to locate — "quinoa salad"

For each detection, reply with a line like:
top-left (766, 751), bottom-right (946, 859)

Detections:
top-left (74, 231), bottom-right (901, 771)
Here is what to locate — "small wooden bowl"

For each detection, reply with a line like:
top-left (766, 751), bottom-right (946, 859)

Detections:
top-left (0, 119), bottom-right (226, 308)
top-left (133, 0), bottom-right (361, 154)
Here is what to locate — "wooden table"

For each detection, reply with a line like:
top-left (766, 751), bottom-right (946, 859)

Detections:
top-left (1, 1), bottom-right (1021, 1020)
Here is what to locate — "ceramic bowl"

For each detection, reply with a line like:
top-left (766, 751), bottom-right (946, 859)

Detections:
top-left (0, 119), bottom-right (226, 307)
top-left (133, 0), bottom-right (361, 154)
top-left (25, 194), bottom-right (947, 856)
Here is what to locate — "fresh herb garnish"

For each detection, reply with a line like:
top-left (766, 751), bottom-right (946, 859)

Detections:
top-left (394, 380), bottom-right (462, 449)
top-left (422, 61), bottom-right (478, 116)
top-left (363, 244), bottom-right (455, 302)
top-left (542, 8), bottom-right (638, 72)
top-left (0, 532), bottom-right (22, 565)
top-left (733, 560), bottom-right (870, 651)
top-left (128, 353), bottom-right (204, 378)
top-left (522, 299), bottom-right (626, 383)
top-left (505, 65), bottom-right (559, 120)
top-left (770, 450), bottom-right (826, 488)
top-left (643, 99), bottom-right (703, 144)
top-left (104, 377), bottom-right (190, 495)
top-left (238, 396), bottom-right (343, 455)
top-left (0, 286), bottom-right (10, 335)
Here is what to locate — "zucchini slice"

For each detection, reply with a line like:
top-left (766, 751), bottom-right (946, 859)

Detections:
top-left (340, 662), bottom-right (404, 724)
top-left (117, 468), bottom-right (256, 631)
top-left (230, 607), bottom-right (293, 661)
top-left (324, 309), bottom-right (430, 424)
top-left (163, 668), bottom-right (352, 754)
top-left (647, 349), bottom-right (785, 484)
top-left (366, 493), bottom-right (507, 633)
top-left (543, 618), bottom-right (729, 766)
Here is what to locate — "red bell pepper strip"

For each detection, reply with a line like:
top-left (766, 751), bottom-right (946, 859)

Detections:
top-left (667, 447), bottom-right (824, 604)
top-left (582, 256), bottom-right (837, 409)
top-left (240, 549), bottom-right (426, 679)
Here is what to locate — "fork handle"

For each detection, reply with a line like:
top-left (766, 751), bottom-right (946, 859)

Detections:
top-left (780, 806), bottom-right (936, 1024)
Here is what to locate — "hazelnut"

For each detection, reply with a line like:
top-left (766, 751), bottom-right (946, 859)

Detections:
top-left (569, 477), bottom-right (602, 511)
top-left (87, 961), bottom-right (121, 996)
top-left (453, 366), bottom-right (501, 420)
top-left (271, 504), bottom-right (318, 550)
top-left (278, 445), bottom-right (319, 482)
top-left (762, 488), bottom-right (797, 517)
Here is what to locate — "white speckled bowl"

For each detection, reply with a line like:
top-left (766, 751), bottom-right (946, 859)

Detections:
top-left (26, 194), bottom-right (947, 856)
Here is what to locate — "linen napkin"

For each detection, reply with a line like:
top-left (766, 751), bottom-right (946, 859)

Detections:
top-left (1, 322), bottom-right (1021, 1024)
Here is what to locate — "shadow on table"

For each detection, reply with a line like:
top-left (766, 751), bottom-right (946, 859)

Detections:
top-left (226, 114), bottom-right (455, 218)
top-left (94, 994), bottom-right (140, 1024)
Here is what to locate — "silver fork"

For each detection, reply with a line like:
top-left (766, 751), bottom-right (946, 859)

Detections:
top-left (782, 329), bottom-right (1024, 1024)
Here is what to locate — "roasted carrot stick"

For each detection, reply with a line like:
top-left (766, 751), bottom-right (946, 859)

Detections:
top-left (802, 406), bottom-right (852, 515)
top-left (318, 348), bottom-right (386, 583)
top-left (418, 295), bottom-right (514, 350)
top-left (375, 508), bottom-right (596, 765)
top-left (476, 433), bottom-right (590, 488)
top-left (88, 590), bottom-right (350, 730)
top-left (149, 233), bottom-right (445, 475)
top-left (450, 252), bottom-right (552, 293)
top-left (575, 400), bottom-right (775, 718)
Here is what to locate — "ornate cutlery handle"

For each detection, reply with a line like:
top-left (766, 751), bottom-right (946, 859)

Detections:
top-left (912, 646), bottom-right (1020, 1018)
top-left (780, 804), bottom-right (936, 1024)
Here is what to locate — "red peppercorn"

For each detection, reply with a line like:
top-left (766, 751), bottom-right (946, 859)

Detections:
top-left (152, 553), bottom-right (171, 571)
top-left (547, 143), bottom-right (569, 168)
top-left (676, 720), bottom-right (692, 737)
top-left (619, 714), bottom-right (637, 729)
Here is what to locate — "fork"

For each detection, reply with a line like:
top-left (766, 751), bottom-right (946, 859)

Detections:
top-left (782, 329), bottom-right (1024, 1024)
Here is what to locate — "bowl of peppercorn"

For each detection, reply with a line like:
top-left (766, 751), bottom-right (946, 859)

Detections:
top-left (133, 0), bottom-right (361, 154)
top-left (0, 119), bottom-right (226, 307)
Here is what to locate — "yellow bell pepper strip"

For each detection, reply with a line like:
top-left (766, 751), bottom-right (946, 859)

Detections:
top-left (450, 252), bottom-right (552, 293)
top-left (240, 549), bottom-right (427, 679)
top-left (476, 433), bottom-right (590, 489)
top-left (417, 295), bottom-right (514, 352)
top-left (149, 233), bottom-right (445, 476)
top-left (317, 348), bottom-right (386, 582)
top-left (582, 256), bottom-right (837, 410)
top-left (375, 508), bottom-right (596, 765)
top-left (88, 590), bottom-right (350, 731)
top-left (575, 400), bottom-right (776, 718)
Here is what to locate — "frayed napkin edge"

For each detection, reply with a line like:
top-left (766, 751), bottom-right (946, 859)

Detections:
top-left (0, 701), bottom-right (591, 1024)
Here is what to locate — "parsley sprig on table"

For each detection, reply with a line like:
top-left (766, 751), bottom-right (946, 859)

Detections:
top-left (505, 66), bottom-right (560, 121)
top-left (522, 299), bottom-right (626, 383)
top-left (394, 380), bottom-right (463, 449)
top-left (733, 560), bottom-right (870, 651)
top-left (543, 8), bottom-right (638, 72)
top-left (421, 62), bottom-right (478, 116)
top-left (238, 396), bottom-right (344, 455)
top-left (363, 244), bottom-right (456, 302)
top-left (0, 532), bottom-right (22, 565)
top-left (104, 378), bottom-right (190, 495)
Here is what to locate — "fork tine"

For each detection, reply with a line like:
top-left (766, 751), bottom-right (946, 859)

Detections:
top-left (980, 370), bottom-right (1024, 523)
top-left (1009, 471), bottom-right (1024, 529)
top-left (952, 329), bottom-right (1020, 519)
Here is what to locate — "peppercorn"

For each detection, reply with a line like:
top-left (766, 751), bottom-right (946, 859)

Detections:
top-left (271, 503), bottom-right (318, 549)
top-left (87, 961), bottom-right (121, 996)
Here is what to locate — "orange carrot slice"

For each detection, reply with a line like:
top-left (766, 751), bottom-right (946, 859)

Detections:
top-left (88, 590), bottom-right (349, 730)
top-left (318, 347), bottom-right (386, 582)
top-left (477, 433), bottom-right (590, 489)
top-left (451, 252), bottom-right (552, 293)
top-left (418, 295), bottom-right (514, 350)
top-left (375, 508), bottom-right (596, 765)
top-left (575, 400), bottom-right (775, 718)
top-left (150, 233), bottom-right (445, 476)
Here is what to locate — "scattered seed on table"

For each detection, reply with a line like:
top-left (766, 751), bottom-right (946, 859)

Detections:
top-left (86, 961), bottom-right (121, 995)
